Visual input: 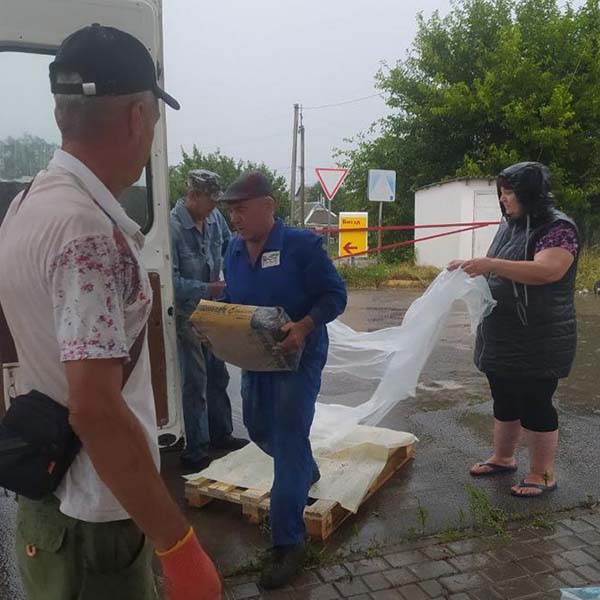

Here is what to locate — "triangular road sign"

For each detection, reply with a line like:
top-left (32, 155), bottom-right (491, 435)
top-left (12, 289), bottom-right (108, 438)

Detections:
top-left (315, 167), bottom-right (349, 201)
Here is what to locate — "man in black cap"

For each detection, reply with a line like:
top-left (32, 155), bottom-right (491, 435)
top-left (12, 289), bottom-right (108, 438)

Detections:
top-left (221, 171), bottom-right (347, 589)
top-left (0, 25), bottom-right (220, 600)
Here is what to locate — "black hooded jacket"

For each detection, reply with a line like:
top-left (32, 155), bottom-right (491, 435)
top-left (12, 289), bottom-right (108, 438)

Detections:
top-left (474, 162), bottom-right (579, 379)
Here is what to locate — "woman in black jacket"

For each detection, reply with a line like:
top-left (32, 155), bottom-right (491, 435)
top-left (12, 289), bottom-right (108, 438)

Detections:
top-left (449, 162), bottom-right (579, 498)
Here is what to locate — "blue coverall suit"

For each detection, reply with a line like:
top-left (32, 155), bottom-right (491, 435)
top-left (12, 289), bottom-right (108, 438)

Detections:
top-left (223, 219), bottom-right (347, 546)
top-left (171, 200), bottom-right (233, 461)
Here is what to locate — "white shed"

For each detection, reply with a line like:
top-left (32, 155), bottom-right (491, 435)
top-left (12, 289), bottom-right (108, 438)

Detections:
top-left (414, 178), bottom-right (501, 269)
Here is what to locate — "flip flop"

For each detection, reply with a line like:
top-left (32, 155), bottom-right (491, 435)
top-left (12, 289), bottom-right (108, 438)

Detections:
top-left (470, 462), bottom-right (518, 477)
top-left (511, 479), bottom-right (558, 498)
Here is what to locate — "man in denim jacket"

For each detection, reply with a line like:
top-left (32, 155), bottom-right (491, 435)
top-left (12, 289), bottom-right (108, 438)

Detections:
top-left (171, 170), bottom-right (248, 471)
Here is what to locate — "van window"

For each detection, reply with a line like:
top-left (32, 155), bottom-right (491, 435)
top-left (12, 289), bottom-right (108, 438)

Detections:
top-left (0, 51), bottom-right (153, 232)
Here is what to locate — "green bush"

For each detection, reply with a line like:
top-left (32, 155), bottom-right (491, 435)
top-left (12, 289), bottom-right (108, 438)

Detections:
top-left (338, 261), bottom-right (440, 289)
top-left (576, 248), bottom-right (600, 292)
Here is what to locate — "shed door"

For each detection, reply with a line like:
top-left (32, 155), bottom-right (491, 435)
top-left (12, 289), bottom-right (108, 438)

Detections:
top-left (472, 191), bottom-right (501, 258)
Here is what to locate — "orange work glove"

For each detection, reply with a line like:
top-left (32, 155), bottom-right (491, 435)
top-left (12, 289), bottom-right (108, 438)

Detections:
top-left (157, 528), bottom-right (222, 600)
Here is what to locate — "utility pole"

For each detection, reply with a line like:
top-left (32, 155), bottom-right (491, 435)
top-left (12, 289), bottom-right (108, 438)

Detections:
top-left (289, 103), bottom-right (299, 225)
top-left (299, 108), bottom-right (306, 228)
top-left (378, 201), bottom-right (383, 263)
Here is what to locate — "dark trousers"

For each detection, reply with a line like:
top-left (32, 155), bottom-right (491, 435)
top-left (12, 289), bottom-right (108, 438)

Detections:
top-left (178, 325), bottom-right (233, 461)
top-left (241, 359), bottom-right (322, 547)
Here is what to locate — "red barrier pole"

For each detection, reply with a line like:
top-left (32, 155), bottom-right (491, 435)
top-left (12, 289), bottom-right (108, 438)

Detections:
top-left (317, 221), bottom-right (501, 236)
top-left (333, 224), bottom-right (489, 261)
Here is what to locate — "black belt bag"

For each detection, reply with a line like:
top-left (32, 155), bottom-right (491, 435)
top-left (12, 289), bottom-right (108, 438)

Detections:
top-left (0, 325), bottom-right (146, 500)
top-left (0, 391), bottom-right (82, 499)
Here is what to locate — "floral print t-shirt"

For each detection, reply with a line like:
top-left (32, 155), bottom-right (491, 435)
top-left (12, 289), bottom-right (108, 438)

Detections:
top-left (50, 227), bottom-right (152, 362)
top-left (534, 222), bottom-right (579, 257)
top-left (0, 149), bottom-right (157, 523)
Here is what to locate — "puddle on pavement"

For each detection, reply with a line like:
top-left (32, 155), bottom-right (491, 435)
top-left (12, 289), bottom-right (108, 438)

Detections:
top-left (417, 380), bottom-right (464, 392)
top-left (457, 410), bottom-right (496, 440)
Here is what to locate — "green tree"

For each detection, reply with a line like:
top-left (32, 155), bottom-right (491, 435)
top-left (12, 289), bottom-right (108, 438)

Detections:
top-left (337, 0), bottom-right (600, 247)
top-left (0, 134), bottom-right (58, 180)
top-left (306, 183), bottom-right (324, 203)
top-left (169, 147), bottom-right (290, 219)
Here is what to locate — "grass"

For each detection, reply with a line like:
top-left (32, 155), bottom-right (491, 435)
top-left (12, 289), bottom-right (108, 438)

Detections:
top-left (222, 554), bottom-right (264, 579)
top-left (338, 261), bottom-right (440, 289)
top-left (529, 513), bottom-right (553, 530)
top-left (576, 247), bottom-right (600, 292)
top-left (465, 483), bottom-right (509, 536)
top-left (440, 520), bottom-right (466, 544)
top-left (417, 498), bottom-right (429, 535)
top-left (222, 540), bottom-right (342, 579)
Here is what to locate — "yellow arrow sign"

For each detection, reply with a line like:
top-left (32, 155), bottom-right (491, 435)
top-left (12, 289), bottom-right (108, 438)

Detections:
top-left (339, 212), bottom-right (368, 257)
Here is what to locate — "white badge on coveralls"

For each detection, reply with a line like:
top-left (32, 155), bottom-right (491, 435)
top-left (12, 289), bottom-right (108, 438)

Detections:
top-left (262, 251), bottom-right (281, 269)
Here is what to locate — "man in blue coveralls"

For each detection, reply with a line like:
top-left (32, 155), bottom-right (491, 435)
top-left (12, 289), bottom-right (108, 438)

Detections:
top-left (220, 171), bottom-right (347, 589)
top-left (171, 169), bottom-right (248, 473)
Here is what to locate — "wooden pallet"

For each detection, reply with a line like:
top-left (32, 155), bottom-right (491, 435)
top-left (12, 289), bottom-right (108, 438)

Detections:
top-left (185, 444), bottom-right (413, 540)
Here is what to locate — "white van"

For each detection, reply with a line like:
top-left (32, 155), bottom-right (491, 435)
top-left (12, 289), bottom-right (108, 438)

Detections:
top-left (0, 0), bottom-right (183, 447)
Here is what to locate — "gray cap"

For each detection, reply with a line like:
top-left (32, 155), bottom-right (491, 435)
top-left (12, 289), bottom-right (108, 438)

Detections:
top-left (220, 171), bottom-right (273, 203)
top-left (187, 169), bottom-right (222, 196)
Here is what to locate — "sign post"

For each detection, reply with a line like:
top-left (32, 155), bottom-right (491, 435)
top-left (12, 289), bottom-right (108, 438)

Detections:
top-left (339, 212), bottom-right (368, 260)
top-left (325, 194), bottom-right (331, 255)
top-left (368, 169), bottom-right (396, 262)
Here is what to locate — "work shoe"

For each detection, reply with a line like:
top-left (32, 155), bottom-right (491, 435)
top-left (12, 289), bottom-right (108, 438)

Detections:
top-left (180, 455), bottom-right (213, 473)
top-left (312, 463), bottom-right (321, 486)
top-left (211, 435), bottom-right (249, 451)
top-left (259, 543), bottom-right (306, 590)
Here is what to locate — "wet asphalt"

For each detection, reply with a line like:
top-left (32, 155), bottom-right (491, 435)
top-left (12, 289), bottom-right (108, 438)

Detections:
top-left (1, 289), bottom-right (599, 596)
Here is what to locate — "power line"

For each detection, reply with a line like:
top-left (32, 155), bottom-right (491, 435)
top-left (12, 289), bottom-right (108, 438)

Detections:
top-left (302, 93), bottom-right (384, 111)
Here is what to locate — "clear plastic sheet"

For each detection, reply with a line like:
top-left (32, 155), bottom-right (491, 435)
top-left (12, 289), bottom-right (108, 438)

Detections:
top-left (228, 269), bottom-right (496, 450)
top-left (561, 589), bottom-right (600, 599)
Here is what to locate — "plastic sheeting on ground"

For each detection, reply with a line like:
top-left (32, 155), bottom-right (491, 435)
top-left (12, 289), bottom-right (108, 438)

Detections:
top-left (561, 589), bottom-right (600, 599)
top-left (187, 270), bottom-right (496, 513)
top-left (189, 425), bottom-right (416, 513)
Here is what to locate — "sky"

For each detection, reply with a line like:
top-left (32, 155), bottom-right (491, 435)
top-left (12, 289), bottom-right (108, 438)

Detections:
top-left (161, 0), bottom-right (451, 186)
top-left (0, 0), bottom-right (584, 188)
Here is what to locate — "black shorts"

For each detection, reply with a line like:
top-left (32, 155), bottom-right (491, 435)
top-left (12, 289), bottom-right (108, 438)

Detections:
top-left (486, 374), bottom-right (559, 432)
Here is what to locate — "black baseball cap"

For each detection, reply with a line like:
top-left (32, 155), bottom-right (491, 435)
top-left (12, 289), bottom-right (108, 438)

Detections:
top-left (49, 24), bottom-right (180, 110)
top-left (221, 171), bottom-right (274, 203)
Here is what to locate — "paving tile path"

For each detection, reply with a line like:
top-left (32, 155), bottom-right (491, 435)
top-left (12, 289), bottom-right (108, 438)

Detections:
top-left (225, 507), bottom-right (600, 599)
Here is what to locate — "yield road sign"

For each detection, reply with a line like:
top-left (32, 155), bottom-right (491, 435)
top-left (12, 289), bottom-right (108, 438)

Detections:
top-left (316, 168), bottom-right (349, 201)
